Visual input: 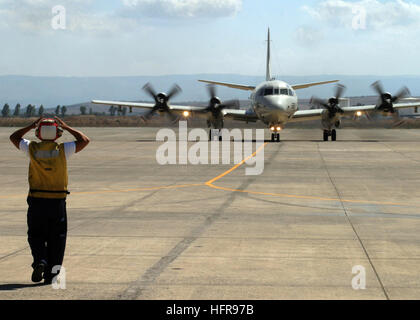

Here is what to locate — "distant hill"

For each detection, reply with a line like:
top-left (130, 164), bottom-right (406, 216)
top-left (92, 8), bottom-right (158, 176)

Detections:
top-left (2, 74), bottom-right (420, 109)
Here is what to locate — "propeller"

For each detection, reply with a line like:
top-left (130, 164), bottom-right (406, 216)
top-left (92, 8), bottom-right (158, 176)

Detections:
top-left (371, 80), bottom-right (410, 113)
top-left (205, 84), bottom-right (238, 122)
top-left (142, 82), bottom-right (182, 122)
top-left (310, 84), bottom-right (346, 118)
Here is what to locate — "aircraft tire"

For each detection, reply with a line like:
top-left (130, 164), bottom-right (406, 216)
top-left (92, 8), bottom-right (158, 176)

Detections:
top-left (331, 129), bottom-right (337, 141)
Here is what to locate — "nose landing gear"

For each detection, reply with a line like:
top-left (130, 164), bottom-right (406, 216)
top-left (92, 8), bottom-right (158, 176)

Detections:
top-left (323, 129), bottom-right (337, 141)
top-left (270, 126), bottom-right (281, 142)
top-left (271, 132), bottom-right (280, 142)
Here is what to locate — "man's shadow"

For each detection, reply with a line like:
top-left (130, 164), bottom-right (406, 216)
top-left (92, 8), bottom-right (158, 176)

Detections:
top-left (0, 283), bottom-right (46, 290)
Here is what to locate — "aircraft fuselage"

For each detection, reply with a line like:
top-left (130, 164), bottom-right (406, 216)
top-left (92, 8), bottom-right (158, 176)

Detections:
top-left (250, 80), bottom-right (298, 130)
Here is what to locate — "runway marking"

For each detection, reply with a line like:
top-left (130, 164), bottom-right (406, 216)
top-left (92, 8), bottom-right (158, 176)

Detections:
top-left (206, 142), bottom-right (268, 185)
top-left (206, 183), bottom-right (420, 207)
top-left (2, 141), bottom-right (419, 209)
top-left (205, 143), bottom-right (420, 208)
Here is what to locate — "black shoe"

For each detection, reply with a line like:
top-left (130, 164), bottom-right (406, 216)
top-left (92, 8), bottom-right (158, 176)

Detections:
top-left (31, 263), bottom-right (45, 283)
top-left (43, 277), bottom-right (52, 285)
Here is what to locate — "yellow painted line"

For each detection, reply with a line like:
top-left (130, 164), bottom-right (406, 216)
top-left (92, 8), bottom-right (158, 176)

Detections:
top-left (204, 142), bottom-right (420, 208)
top-left (206, 142), bottom-right (268, 185)
top-left (206, 183), bottom-right (420, 207)
top-left (2, 139), bottom-right (419, 208)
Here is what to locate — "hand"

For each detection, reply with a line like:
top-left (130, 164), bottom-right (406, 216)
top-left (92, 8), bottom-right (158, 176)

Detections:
top-left (54, 116), bottom-right (69, 130)
top-left (30, 117), bottom-right (43, 129)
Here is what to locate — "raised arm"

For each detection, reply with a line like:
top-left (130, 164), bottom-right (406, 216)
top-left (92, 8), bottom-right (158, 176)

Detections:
top-left (9, 117), bottom-right (42, 149)
top-left (54, 117), bottom-right (90, 153)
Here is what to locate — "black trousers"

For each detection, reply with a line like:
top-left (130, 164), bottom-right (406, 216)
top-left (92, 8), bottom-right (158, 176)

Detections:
top-left (27, 196), bottom-right (67, 279)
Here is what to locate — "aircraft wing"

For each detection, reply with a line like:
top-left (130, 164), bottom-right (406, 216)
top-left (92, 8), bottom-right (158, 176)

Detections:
top-left (288, 109), bottom-right (325, 122)
top-left (222, 109), bottom-right (259, 122)
top-left (291, 80), bottom-right (340, 90)
top-left (92, 100), bottom-right (156, 109)
top-left (341, 102), bottom-right (420, 114)
top-left (198, 80), bottom-right (255, 91)
top-left (289, 102), bottom-right (420, 123)
top-left (91, 100), bottom-right (208, 113)
top-left (199, 79), bottom-right (340, 91)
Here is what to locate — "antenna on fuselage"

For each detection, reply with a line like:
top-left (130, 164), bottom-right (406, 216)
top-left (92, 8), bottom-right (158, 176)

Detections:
top-left (266, 27), bottom-right (272, 81)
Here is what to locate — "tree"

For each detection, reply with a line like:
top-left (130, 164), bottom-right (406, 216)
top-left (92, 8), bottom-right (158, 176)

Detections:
top-left (2, 103), bottom-right (10, 117)
top-left (25, 104), bottom-right (36, 117)
top-left (80, 106), bottom-right (87, 115)
top-left (38, 105), bottom-right (44, 116)
top-left (13, 103), bottom-right (21, 117)
top-left (61, 105), bottom-right (67, 117)
top-left (25, 104), bottom-right (30, 117)
top-left (109, 106), bottom-right (116, 116)
top-left (55, 105), bottom-right (60, 115)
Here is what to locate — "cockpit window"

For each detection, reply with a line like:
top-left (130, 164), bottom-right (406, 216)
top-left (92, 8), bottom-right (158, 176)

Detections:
top-left (280, 88), bottom-right (288, 95)
top-left (264, 88), bottom-right (274, 96)
top-left (262, 87), bottom-right (295, 96)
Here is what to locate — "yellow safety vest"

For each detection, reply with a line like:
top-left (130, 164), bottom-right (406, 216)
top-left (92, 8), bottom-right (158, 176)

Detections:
top-left (28, 141), bottom-right (68, 199)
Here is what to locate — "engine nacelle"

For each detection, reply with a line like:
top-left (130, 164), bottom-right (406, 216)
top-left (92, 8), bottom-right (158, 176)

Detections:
top-left (210, 97), bottom-right (221, 106)
top-left (321, 111), bottom-right (339, 130)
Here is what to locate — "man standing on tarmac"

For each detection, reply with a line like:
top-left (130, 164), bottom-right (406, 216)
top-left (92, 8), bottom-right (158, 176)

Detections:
top-left (10, 116), bottom-right (90, 284)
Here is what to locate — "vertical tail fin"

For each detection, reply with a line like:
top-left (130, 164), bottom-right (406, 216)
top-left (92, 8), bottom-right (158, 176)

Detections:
top-left (266, 27), bottom-right (271, 81)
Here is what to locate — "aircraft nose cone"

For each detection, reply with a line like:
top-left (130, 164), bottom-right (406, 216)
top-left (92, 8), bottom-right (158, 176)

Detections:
top-left (265, 97), bottom-right (286, 110)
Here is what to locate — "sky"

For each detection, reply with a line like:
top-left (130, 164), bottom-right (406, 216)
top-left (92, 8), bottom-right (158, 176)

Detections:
top-left (1, 0), bottom-right (420, 77)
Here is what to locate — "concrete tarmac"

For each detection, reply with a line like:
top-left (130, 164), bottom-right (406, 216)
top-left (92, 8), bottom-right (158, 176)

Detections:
top-left (1, 127), bottom-right (420, 300)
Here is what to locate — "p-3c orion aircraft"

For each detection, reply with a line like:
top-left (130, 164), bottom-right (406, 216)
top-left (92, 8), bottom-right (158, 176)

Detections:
top-left (92, 28), bottom-right (420, 142)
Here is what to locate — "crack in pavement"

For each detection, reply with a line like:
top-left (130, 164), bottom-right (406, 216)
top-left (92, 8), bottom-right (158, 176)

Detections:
top-left (316, 142), bottom-right (390, 300)
top-left (118, 142), bottom-right (279, 299)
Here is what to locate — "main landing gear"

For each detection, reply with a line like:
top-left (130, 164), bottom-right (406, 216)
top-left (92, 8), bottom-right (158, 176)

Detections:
top-left (209, 129), bottom-right (222, 141)
top-left (323, 129), bottom-right (337, 141)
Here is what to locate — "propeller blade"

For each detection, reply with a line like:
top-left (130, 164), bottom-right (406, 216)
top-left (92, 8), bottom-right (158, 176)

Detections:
top-left (143, 109), bottom-right (155, 120)
top-left (143, 83), bottom-right (158, 102)
top-left (219, 99), bottom-right (239, 110)
top-left (335, 84), bottom-right (346, 100)
top-left (371, 81), bottom-right (385, 96)
top-left (207, 84), bottom-right (216, 99)
top-left (166, 84), bottom-right (182, 101)
top-left (392, 87), bottom-right (410, 103)
top-left (310, 96), bottom-right (329, 108)
top-left (392, 118), bottom-right (406, 128)
top-left (167, 110), bottom-right (178, 123)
